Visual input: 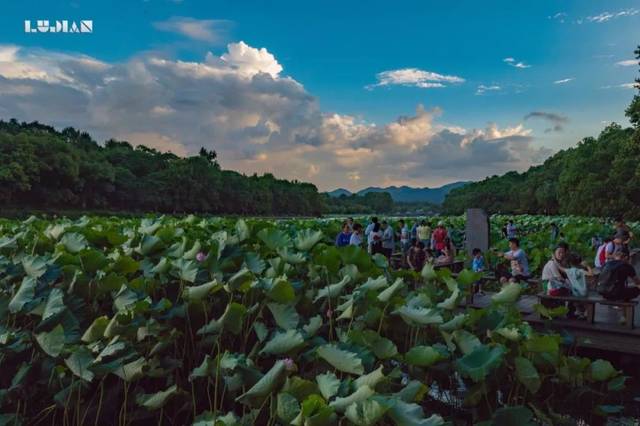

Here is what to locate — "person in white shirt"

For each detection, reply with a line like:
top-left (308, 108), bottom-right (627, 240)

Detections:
top-left (381, 221), bottom-right (395, 258)
top-left (349, 223), bottom-right (364, 246)
top-left (364, 217), bottom-right (378, 251)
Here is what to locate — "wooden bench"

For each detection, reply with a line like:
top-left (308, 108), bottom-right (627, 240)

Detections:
top-left (536, 292), bottom-right (638, 329)
top-left (434, 260), bottom-right (464, 273)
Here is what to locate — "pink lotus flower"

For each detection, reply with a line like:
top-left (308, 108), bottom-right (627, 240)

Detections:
top-left (326, 308), bottom-right (333, 318)
top-left (282, 358), bottom-right (296, 371)
top-left (196, 252), bottom-right (207, 262)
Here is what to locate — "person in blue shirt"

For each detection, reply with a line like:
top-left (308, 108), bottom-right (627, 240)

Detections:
top-left (471, 248), bottom-right (486, 295)
top-left (335, 222), bottom-right (352, 247)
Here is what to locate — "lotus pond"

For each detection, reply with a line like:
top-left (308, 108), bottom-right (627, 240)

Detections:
top-left (0, 214), bottom-right (637, 425)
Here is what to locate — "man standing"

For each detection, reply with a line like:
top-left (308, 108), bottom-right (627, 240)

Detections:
top-left (381, 221), bottom-right (395, 259)
top-left (497, 238), bottom-right (530, 284)
top-left (399, 220), bottom-right (410, 258)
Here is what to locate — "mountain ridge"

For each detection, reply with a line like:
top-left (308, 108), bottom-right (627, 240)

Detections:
top-left (326, 181), bottom-right (469, 204)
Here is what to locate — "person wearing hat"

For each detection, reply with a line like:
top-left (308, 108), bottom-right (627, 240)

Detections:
top-left (597, 246), bottom-right (640, 302)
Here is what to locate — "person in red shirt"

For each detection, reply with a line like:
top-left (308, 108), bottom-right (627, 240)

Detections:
top-left (431, 221), bottom-right (448, 256)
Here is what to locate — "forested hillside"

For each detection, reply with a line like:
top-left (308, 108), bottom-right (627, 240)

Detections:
top-left (0, 120), bottom-right (324, 216)
top-left (443, 46), bottom-right (640, 219)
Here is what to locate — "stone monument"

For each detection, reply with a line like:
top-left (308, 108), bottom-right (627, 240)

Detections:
top-left (465, 208), bottom-right (490, 256)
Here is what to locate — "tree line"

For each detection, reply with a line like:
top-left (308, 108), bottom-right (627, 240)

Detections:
top-left (443, 46), bottom-right (640, 220)
top-left (0, 120), bottom-right (325, 216)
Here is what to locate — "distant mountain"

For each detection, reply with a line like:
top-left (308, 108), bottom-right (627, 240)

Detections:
top-left (327, 188), bottom-right (353, 198)
top-left (327, 182), bottom-right (470, 204)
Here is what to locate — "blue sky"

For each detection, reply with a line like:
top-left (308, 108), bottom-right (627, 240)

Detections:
top-left (0, 0), bottom-right (638, 191)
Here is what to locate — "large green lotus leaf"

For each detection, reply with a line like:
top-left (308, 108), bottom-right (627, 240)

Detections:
top-left (345, 399), bottom-right (389, 426)
top-left (317, 345), bottom-right (364, 375)
top-left (244, 252), bottom-right (266, 274)
top-left (589, 359), bottom-right (618, 382)
top-left (136, 384), bottom-right (178, 410)
top-left (377, 278), bottom-right (404, 303)
top-left (236, 360), bottom-right (288, 406)
top-left (184, 240), bottom-right (202, 260)
top-left (336, 298), bottom-right (354, 320)
top-left (193, 411), bottom-right (238, 426)
top-left (81, 315), bottom-right (109, 343)
top-left (267, 303), bottom-right (300, 330)
top-left (292, 394), bottom-right (335, 426)
top-left (359, 276), bottom-right (388, 292)
top-left (281, 376), bottom-right (319, 401)
top-left (95, 337), bottom-right (126, 362)
top-left (491, 405), bottom-right (535, 426)
top-left (303, 315), bottom-right (323, 337)
top-left (405, 346), bottom-right (444, 367)
top-left (607, 375), bottom-right (627, 391)
top-left (371, 337), bottom-right (398, 359)
top-left (338, 245), bottom-right (373, 270)
top-left (316, 372), bottom-right (340, 400)
top-left (261, 330), bottom-right (305, 355)
top-left (172, 258), bottom-right (198, 283)
top-left (436, 288), bottom-right (460, 310)
top-left (79, 249), bottom-right (109, 274)
top-left (197, 302), bottom-right (247, 335)
top-left (340, 264), bottom-right (360, 283)
top-left (392, 306), bottom-right (443, 326)
top-left (267, 277), bottom-right (295, 304)
top-left (456, 269), bottom-right (483, 287)
top-left (111, 255), bottom-right (139, 276)
top-left (0, 235), bottom-right (18, 249)
top-left (226, 268), bottom-right (254, 291)
top-left (257, 228), bottom-right (291, 251)
top-left (113, 357), bottom-right (146, 382)
top-left (38, 288), bottom-right (67, 328)
top-left (136, 235), bottom-right (164, 256)
top-left (44, 223), bottom-right (67, 240)
top-left (295, 229), bottom-right (324, 252)
top-left (452, 330), bottom-right (481, 355)
top-left (494, 326), bottom-right (521, 341)
top-left (354, 365), bottom-right (385, 389)
top-left (8, 276), bottom-right (37, 313)
top-left (64, 347), bottom-right (95, 382)
top-left (313, 276), bottom-right (351, 302)
top-left (235, 219), bottom-right (250, 242)
top-left (388, 400), bottom-right (444, 426)
top-left (35, 324), bottom-right (65, 357)
top-left (455, 345), bottom-right (505, 382)
top-left (60, 233), bottom-right (87, 254)
top-left (277, 248), bottom-right (306, 265)
top-left (314, 246), bottom-right (342, 274)
top-left (150, 257), bottom-right (171, 275)
top-left (22, 255), bottom-right (48, 278)
top-left (523, 335), bottom-right (560, 355)
top-left (183, 280), bottom-right (220, 302)
top-left (491, 283), bottom-right (521, 304)
top-left (138, 219), bottom-right (162, 235)
top-left (394, 380), bottom-right (428, 403)
top-left (439, 314), bottom-right (467, 333)
top-left (421, 263), bottom-right (437, 281)
top-left (329, 385), bottom-right (374, 413)
top-left (277, 392), bottom-right (301, 423)
top-left (515, 357), bottom-right (541, 394)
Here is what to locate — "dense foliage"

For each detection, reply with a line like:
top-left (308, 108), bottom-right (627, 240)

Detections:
top-left (0, 215), bottom-right (636, 425)
top-left (444, 46), bottom-right (640, 219)
top-left (0, 120), bottom-right (324, 216)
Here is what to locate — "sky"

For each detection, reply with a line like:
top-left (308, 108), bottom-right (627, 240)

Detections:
top-left (0, 0), bottom-right (638, 192)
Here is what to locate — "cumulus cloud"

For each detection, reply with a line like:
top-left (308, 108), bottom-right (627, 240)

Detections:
top-left (153, 17), bottom-right (229, 42)
top-left (503, 57), bottom-right (531, 69)
top-left (366, 68), bottom-right (464, 90)
top-left (524, 111), bottom-right (569, 133)
top-left (553, 78), bottom-right (574, 84)
top-left (585, 8), bottom-right (638, 23)
top-left (0, 43), bottom-right (550, 191)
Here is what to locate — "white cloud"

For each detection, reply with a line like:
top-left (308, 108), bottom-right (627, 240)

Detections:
top-left (549, 12), bottom-right (567, 23)
top-left (586, 8), bottom-right (639, 23)
top-left (366, 68), bottom-right (464, 90)
top-left (0, 43), bottom-right (550, 191)
top-left (476, 84), bottom-right (501, 95)
top-left (601, 83), bottom-right (638, 89)
top-left (503, 57), bottom-right (531, 69)
top-left (153, 17), bottom-right (228, 42)
top-left (553, 78), bottom-right (574, 84)
top-left (615, 59), bottom-right (638, 67)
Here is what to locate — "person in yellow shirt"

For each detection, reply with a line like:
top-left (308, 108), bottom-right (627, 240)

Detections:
top-left (416, 220), bottom-right (431, 246)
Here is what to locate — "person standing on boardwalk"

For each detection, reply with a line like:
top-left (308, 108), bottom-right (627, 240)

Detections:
top-left (381, 220), bottom-right (395, 259)
top-left (431, 221), bottom-right (448, 256)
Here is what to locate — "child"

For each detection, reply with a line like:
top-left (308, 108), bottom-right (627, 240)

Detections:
top-left (558, 253), bottom-right (594, 320)
top-left (471, 248), bottom-right (485, 295)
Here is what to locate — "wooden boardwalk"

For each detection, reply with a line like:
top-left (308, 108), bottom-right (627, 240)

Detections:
top-left (464, 293), bottom-right (640, 355)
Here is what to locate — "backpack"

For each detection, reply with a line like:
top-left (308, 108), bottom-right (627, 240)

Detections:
top-left (597, 244), bottom-right (607, 267)
top-left (596, 263), bottom-right (617, 295)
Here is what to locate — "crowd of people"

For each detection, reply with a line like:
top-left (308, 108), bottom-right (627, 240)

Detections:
top-left (335, 216), bottom-right (640, 311)
top-left (334, 217), bottom-right (458, 271)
